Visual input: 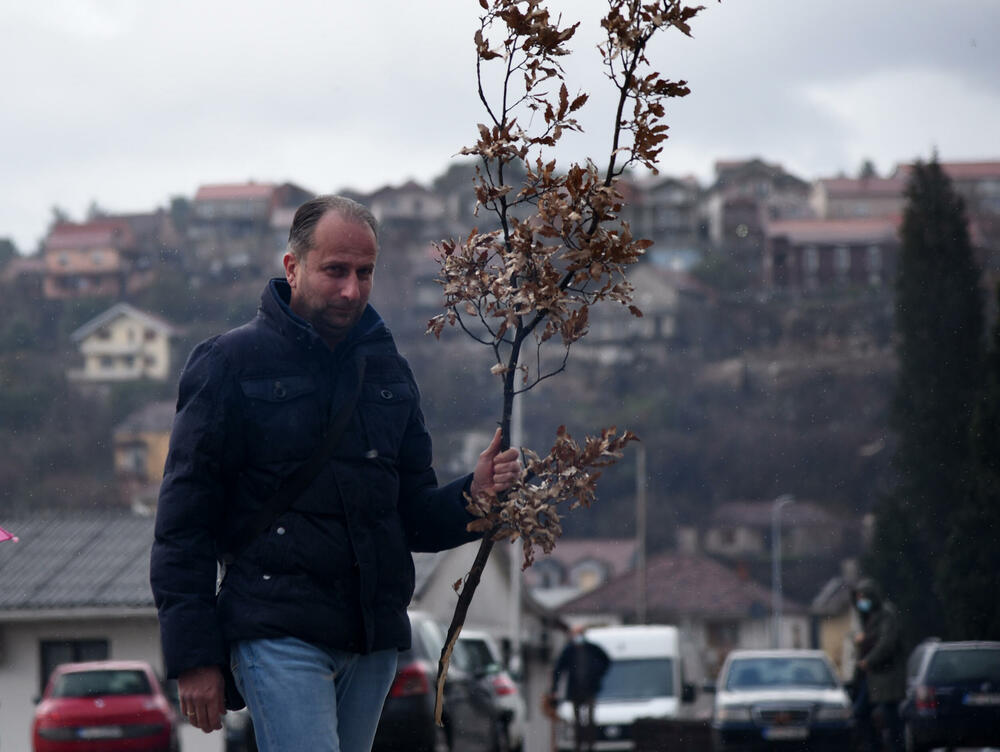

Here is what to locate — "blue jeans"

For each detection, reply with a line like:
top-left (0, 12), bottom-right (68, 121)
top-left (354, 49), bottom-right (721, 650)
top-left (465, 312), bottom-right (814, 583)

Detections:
top-left (231, 637), bottom-right (398, 752)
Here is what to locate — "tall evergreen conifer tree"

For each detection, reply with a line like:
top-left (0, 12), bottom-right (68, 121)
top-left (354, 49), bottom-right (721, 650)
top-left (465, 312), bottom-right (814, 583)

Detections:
top-left (936, 285), bottom-right (1000, 639)
top-left (867, 156), bottom-right (983, 645)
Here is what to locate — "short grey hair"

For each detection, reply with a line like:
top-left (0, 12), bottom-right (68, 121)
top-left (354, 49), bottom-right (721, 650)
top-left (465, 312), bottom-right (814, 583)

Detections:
top-left (287, 195), bottom-right (379, 259)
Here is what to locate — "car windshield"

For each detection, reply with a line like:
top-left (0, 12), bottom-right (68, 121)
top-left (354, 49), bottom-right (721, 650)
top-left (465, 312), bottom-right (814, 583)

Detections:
top-left (52, 669), bottom-right (151, 698)
top-left (725, 657), bottom-right (837, 690)
top-left (597, 658), bottom-right (674, 701)
top-left (927, 648), bottom-right (1000, 684)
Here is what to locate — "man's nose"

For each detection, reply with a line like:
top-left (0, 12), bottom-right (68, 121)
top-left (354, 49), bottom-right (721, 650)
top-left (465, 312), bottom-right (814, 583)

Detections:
top-left (341, 274), bottom-right (362, 300)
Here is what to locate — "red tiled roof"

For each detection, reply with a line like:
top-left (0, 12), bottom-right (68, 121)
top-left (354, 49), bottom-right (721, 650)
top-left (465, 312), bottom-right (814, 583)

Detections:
top-left (559, 552), bottom-right (804, 619)
top-left (766, 217), bottom-right (899, 244)
top-left (194, 183), bottom-right (277, 202)
top-left (816, 177), bottom-right (906, 196)
top-left (45, 219), bottom-right (134, 251)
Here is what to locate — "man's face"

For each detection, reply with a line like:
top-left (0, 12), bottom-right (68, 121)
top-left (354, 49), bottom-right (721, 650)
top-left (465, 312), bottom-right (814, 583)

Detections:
top-left (283, 210), bottom-right (377, 348)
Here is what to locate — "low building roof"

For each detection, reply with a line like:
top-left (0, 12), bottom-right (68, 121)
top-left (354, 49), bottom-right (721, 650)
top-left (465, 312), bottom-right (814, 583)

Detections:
top-left (815, 176), bottom-right (906, 197)
top-left (0, 511), bottom-right (155, 615)
top-left (114, 401), bottom-right (176, 438)
top-left (70, 302), bottom-right (177, 343)
top-left (766, 217), bottom-right (899, 245)
top-left (559, 552), bottom-right (804, 620)
top-left (45, 220), bottom-right (134, 252)
top-left (711, 500), bottom-right (843, 528)
top-left (194, 182), bottom-right (276, 202)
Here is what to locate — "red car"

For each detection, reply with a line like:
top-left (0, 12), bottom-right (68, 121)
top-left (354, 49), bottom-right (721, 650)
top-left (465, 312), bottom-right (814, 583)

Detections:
top-left (32, 660), bottom-right (181, 752)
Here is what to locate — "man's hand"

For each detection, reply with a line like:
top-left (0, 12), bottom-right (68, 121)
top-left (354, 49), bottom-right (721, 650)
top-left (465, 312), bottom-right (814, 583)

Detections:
top-left (178, 665), bottom-right (226, 733)
top-left (470, 428), bottom-right (521, 500)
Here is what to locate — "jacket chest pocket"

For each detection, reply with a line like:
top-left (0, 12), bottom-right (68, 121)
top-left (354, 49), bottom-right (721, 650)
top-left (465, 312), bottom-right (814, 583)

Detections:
top-left (359, 380), bottom-right (414, 459)
top-left (240, 375), bottom-right (321, 461)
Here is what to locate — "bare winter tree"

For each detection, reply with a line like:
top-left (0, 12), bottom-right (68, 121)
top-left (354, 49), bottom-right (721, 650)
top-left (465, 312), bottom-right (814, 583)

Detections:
top-left (428, 0), bottom-right (711, 721)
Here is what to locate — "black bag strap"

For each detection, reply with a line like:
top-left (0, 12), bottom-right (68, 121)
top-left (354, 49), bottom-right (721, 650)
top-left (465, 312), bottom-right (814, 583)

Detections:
top-left (220, 355), bottom-right (367, 565)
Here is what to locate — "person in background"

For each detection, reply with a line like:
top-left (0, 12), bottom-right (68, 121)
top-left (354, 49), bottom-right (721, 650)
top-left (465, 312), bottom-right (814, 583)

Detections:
top-left (852, 578), bottom-right (905, 752)
top-left (549, 624), bottom-right (612, 752)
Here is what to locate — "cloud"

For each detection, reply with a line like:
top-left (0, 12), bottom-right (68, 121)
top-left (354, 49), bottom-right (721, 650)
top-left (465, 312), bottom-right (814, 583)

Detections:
top-left (802, 67), bottom-right (1000, 175)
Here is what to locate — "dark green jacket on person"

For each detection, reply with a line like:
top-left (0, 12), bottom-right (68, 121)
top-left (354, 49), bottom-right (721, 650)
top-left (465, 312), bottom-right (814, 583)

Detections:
top-left (856, 578), bottom-right (906, 703)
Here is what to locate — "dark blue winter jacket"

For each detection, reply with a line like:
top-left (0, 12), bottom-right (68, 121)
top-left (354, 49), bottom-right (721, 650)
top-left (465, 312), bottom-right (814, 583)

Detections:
top-left (150, 279), bottom-right (479, 679)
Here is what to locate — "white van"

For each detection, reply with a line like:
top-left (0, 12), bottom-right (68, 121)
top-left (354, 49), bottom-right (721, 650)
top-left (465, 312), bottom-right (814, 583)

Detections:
top-left (555, 624), bottom-right (694, 751)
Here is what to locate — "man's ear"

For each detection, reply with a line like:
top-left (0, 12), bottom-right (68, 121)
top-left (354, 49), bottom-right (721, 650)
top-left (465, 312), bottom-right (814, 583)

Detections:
top-left (282, 252), bottom-right (298, 288)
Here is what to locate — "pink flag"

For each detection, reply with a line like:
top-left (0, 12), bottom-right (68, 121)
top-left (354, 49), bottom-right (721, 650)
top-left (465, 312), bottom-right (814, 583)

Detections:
top-left (0, 525), bottom-right (18, 543)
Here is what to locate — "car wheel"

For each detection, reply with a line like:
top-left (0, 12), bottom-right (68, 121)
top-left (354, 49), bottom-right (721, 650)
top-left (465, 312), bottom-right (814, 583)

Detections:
top-left (433, 723), bottom-right (450, 752)
top-left (491, 719), bottom-right (510, 752)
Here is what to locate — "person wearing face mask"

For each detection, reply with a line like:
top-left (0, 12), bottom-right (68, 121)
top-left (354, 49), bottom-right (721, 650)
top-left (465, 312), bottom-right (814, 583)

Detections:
top-left (851, 578), bottom-right (905, 752)
top-left (548, 624), bottom-right (611, 752)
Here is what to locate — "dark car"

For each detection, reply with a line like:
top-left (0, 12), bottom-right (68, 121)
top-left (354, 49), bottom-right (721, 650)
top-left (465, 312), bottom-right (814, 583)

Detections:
top-left (32, 660), bottom-right (181, 752)
top-left (900, 638), bottom-right (1000, 752)
top-left (707, 649), bottom-right (853, 752)
top-left (374, 610), bottom-right (507, 752)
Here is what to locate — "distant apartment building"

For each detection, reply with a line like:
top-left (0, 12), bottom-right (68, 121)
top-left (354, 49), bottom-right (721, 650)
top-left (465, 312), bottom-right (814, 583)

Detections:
top-left (620, 175), bottom-right (704, 261)
top-left (68, 303), bottom-right (177, 382)
top-left (704, 159), bottom-right (813, 248)
top-left (43, 220), bottom-right (148, 300)
top-left (810, 176), bottom-right (907, 220)
top-left (42, 212), bottom-right (178, 301)
top-left (188, 181), bottom-right (313, 274)
top-left (764, 216), bottom-right (899, 292)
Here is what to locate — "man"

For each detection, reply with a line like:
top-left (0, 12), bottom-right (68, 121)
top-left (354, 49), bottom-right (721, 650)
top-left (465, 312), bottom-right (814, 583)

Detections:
top-left (150, 195), bottom-right (521, 752)
top-left (852, 577), bottom-right (905, 752)
top-left (549, 625), bottom-right (611, 752)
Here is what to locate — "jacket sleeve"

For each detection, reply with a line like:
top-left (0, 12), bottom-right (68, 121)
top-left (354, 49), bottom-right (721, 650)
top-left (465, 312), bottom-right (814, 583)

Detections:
top-left (149, 340), bottom-right (238, 679)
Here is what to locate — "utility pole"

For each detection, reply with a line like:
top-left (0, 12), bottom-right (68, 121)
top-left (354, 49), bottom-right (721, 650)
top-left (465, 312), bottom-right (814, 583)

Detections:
top-left (635, 443), bottom-right (647, 624)
top-left (771, 495), bottom-right (794, 648)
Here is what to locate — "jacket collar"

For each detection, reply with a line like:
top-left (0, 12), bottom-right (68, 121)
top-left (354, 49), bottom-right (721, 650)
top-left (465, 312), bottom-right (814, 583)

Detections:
top-left (260, 278), bottom-right (387, 353)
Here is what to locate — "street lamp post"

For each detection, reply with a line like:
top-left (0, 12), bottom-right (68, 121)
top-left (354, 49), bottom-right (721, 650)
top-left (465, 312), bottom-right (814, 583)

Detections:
top-left (771, 495), bottom-right (795, 648)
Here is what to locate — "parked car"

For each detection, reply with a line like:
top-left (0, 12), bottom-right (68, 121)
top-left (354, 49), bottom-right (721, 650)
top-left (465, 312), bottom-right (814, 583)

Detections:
top-left (373, 610), bottom-right (507, 752)
top-left (555, 624), bottom-right (696, 751)
top-left (458, 629), bottom-right (527, 752)
top-left (32, 660), bottom-right (182, 752)
top-left (900, 638), bottom-right (1000, 752)
top-left (707, 649), bottom-right (852, 751)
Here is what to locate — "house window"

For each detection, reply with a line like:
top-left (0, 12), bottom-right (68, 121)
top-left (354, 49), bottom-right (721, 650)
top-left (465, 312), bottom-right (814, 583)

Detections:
top-left (39, 639), bottom-right (109, 693)
top-left (97, 327), bottom-right (112, 340)
top-left (719, 528), bottom-right (737, 547)
top-left (58, 253), bottom-right (70, 267)
top-left (123, 355), bottom-right (135, 368)
top-left (867, 245), bottom-right (882, 286)
top-left (803, 245), bottom-right (819, 290)
top-left (99, 356), bottom-right (113, 369)
top-left (834, 245), bottom-right (850, 282)
top-left (706, 621), bottom-right (740, 649)
top-left (144, 328), bottom-right (157, 341)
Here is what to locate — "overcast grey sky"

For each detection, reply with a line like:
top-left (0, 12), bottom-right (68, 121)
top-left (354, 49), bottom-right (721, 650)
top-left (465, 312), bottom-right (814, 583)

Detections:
top-left (2, 0), bottom-right (998, 252)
